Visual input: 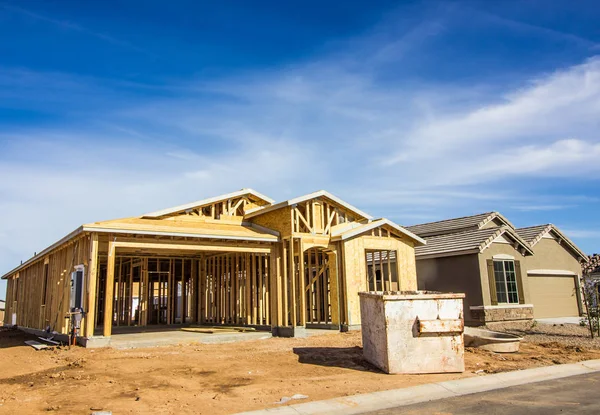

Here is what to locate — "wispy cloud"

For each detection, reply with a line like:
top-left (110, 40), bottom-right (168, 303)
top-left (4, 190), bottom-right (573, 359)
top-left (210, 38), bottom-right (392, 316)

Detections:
top-left (0, 3), bottom-right (155, 57)
top-left (1, 3), bottom-right (600, 281)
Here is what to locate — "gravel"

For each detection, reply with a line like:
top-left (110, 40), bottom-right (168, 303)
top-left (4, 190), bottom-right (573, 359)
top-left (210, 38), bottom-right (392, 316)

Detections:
top-left (487, 321), bottom-right (600, 350)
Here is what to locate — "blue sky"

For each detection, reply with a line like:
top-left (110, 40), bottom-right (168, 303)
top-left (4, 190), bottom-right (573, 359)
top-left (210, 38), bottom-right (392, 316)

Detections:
top-left (1, 0), bottom-right (600, 298)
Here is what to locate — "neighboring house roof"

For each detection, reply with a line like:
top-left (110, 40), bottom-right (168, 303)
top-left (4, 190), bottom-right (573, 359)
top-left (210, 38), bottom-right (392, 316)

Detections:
top-left (142, 188), bottom-right (275, 218)
top-left (415, 226), bottom-right (534, 259)
top-left (330, 218), bottom-right (426, 245)
top-left (584, 254), bottom-right (600, 275)
top-left (516, 224), bottom-right (589, 262)
top-left (406, 211), bottom-right (514, 237)
top-left (244, 190), bottom-right (373, 220)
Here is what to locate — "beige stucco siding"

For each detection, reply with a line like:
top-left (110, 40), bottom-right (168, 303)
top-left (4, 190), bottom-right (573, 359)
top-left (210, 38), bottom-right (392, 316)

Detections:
top-left (528, 275), bottom-right (579, 318)
top-left (478, 242), bottom-right (530, 306)
top-left (416, 253), bottom-right (482, 324)
top-left (523, 238), bottom-right (582, 274)
top-left (342, 235), bottom-right (417, 326)
top-left (522, 237), bottom-right (583, 317)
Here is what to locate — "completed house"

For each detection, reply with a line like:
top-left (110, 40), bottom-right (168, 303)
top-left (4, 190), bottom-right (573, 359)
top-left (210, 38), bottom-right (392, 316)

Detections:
top-left (407, 212), bottom-right (588, 325)
top-left (2, 189), bottom-right (424, 345)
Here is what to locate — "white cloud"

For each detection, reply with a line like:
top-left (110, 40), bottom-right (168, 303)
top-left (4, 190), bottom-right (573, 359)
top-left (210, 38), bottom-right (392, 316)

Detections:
top-left (2, 10), bottom-right (600, 292)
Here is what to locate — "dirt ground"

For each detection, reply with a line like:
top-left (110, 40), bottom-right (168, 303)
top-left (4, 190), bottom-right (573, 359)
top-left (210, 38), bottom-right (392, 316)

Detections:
top-left (1, 326), bottom-right (600, 415)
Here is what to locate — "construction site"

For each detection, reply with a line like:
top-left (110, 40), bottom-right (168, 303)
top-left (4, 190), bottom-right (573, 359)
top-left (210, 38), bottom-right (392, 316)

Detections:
top-left (2, 189), bottom-right (424, 346)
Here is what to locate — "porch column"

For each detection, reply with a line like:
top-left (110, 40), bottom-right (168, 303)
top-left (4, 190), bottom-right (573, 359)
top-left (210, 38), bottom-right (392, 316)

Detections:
top-left (85, 233), bottom-right (99, 337)
top-left (327, 250), bottom-right (340, 326)
top-left (103, 239), bottom-right (116, 337)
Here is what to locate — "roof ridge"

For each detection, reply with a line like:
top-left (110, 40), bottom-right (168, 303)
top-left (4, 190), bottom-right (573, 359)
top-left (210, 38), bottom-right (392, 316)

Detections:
top-left (407, 211), bottom-right (496, 228)
top-left (422, 226), bottom-right (502, 240)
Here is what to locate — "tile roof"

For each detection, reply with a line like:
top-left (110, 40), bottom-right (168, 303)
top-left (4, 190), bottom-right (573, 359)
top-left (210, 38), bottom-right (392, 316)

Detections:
top-left (406, 212), bottom-right (513, 237)
top-left (515, 224), bottom-right (550, 245)
top-left (415, 226), bottom-right (533, 258)
top-left (516, 224), bottom-right (588, 261)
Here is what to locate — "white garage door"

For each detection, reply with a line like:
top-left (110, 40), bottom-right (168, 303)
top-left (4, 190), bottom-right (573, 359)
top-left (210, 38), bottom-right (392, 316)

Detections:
top-left (528, 275), bottom-right (580, 318)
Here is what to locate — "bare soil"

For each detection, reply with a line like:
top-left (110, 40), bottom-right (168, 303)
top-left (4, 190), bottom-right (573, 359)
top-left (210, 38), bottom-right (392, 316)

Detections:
top-left (1, 326), bottom-right (599, 415)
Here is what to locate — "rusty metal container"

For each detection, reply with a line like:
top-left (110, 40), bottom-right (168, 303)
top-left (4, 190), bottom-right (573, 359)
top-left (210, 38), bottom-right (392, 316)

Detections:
top-left (359, 291), bottom-right (465, 374)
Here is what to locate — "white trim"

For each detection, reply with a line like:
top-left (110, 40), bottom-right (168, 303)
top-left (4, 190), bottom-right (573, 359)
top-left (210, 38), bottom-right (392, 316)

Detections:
top-left (143, 188), bottom-right (275, 218)
top-left (82, 226), bottom-right (279, 242)
top-left (492, 234), bottom-right (511, 244)
top-left (470, 304), bottom-right (534, 310)
top-left (492, 254), bottom-right (515, 260)
top-left (244, 190), bottom-right (374, 220)
top-left (527, 269), bottom-right (577, 276)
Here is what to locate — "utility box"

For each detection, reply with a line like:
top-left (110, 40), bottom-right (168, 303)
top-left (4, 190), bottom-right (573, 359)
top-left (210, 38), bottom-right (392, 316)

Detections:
top-left (359, 291), bottom-right (465, 374)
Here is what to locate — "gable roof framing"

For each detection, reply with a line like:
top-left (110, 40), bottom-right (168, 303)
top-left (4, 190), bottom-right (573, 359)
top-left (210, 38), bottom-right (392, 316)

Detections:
top-left (244, 190), bottom-right (373, 220)
top-left (331, 218), bottom-right (426, 245)
top-left (143, 188), bottom-right (275, 218)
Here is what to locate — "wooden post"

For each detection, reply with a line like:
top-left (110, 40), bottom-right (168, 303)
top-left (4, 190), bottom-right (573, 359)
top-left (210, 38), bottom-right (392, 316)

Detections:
top-left (252, 254), bottom-right (257, 325)
top-left (103, 240), bottom-right (116, 337)
top-left (85, 234), bottom-right (99, 337)
top-left (282, 242), bottom-right (288, 326)
top-left (269, 245), bottom-right (279, 328)
top-left (244, 254), bottom-right (252, 324)
top-left (328, 251), bottom-right (340, 326)
top-left (289, 238), bottom-right (296, 326)
top-left (258, 254), bottom-right (263, 325)
top-left (307, 248), bottom-right (313, 324)
top-left (299, 240), bottom-right (306, 326)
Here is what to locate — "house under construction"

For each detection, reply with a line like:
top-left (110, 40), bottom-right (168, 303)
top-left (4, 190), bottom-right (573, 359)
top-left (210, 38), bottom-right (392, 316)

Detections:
top-left (1, 189), bottom-right (425, 345)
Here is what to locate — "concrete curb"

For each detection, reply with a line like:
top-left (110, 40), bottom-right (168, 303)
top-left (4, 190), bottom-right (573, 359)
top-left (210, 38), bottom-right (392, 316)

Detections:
top-left (235, 359), bottom-right (600, 415)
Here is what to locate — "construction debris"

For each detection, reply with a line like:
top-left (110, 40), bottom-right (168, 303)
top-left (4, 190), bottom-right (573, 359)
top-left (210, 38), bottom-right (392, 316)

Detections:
top-left (24, 340), bottom-right (49, 350)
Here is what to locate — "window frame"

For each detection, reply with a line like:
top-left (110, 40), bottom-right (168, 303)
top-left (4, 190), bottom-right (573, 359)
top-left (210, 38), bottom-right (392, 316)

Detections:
top-left (493, 259), bottom-right (519, 304)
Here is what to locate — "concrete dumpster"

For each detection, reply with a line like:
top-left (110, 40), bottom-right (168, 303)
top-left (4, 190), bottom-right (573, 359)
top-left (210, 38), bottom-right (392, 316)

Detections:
top-left (359, 291), bottom-right (465, 374)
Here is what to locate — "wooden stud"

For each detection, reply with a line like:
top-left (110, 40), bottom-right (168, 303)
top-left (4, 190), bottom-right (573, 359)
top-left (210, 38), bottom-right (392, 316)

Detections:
top-left (289, 238), bottom-right (296, 326)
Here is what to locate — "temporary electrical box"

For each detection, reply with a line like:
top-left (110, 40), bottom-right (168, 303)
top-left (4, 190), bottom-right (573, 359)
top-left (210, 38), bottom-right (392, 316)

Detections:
top-left (70, 265), bottom-right (85, 311)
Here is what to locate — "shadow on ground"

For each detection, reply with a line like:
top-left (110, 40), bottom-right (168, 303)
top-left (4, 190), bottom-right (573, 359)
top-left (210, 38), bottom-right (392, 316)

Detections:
top-left (293, 346), bottom-right (381, 373)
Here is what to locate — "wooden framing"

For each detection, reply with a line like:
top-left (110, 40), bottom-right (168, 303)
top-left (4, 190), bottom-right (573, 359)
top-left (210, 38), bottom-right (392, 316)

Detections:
top-left (2, 189), bottom-right (423, 339)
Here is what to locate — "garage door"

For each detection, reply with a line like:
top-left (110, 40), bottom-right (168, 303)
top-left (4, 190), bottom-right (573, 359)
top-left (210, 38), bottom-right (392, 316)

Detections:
top-left (528, 275), bottom-right (580, 318)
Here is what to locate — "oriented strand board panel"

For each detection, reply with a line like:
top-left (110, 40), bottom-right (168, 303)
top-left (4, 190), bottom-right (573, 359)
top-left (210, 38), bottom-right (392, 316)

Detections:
top-left (249, 206), bottom-right (293, 238)
top-left (528, 275), bottom-right (580, 318)
top-left (343, 234), bottom-right (418, 326)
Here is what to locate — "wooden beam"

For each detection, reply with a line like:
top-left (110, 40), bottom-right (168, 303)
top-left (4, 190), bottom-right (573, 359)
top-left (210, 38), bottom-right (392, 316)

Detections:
top-left (299, 240), bottom-right (306, 326)
top-left (112, 240), bottom-right (271, 254)
top-left (289, 238), bottom-right (296, 326)
top-left (103, 240), bottom-right (116, 337)
top-left (85, 234), bottom-right (99, 337)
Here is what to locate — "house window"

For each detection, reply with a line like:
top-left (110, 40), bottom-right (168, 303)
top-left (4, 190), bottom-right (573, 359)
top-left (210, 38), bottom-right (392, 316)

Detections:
top-left (493, 260), bottom-right (519, 304)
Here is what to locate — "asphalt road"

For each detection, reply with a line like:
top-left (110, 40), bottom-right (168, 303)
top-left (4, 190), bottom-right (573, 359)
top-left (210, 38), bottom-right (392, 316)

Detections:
top-left (363, 372), bottom-right (600, 415)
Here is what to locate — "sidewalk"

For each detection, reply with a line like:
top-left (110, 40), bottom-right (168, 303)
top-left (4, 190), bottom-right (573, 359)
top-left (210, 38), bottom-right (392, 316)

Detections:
top-left (236, 359), bottom-right (600, 415)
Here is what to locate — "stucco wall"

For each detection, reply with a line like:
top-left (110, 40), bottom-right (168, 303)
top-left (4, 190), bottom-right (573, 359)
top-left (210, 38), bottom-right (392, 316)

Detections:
top-left (523, 237), bottom-right (583, 274)
top-left (416, 253), bottom-right (482, 324)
